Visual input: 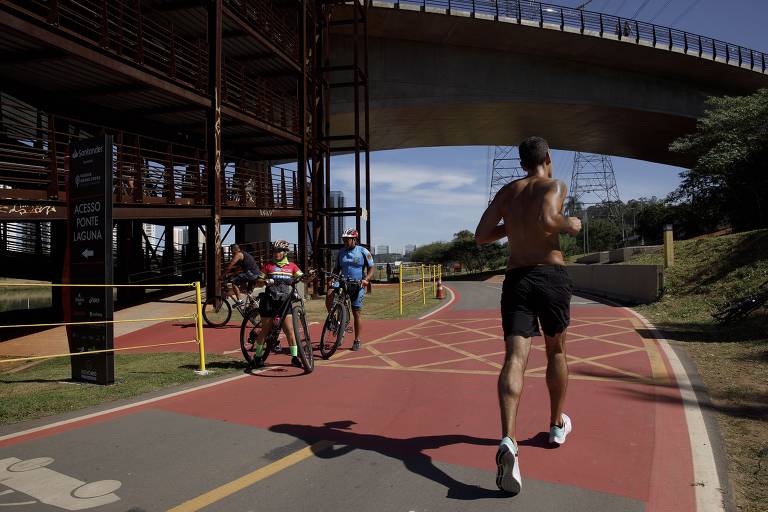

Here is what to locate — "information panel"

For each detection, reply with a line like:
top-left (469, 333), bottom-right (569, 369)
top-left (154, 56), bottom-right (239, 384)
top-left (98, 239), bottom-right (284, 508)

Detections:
top-left (67, 135), bottom-right (114, 385)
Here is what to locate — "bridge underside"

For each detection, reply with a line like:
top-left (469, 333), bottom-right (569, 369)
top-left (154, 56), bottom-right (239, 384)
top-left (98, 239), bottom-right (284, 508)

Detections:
top-left (329, 6), bottom-right (768, 167)
top-left (332, 102), bottom-right (696, 167)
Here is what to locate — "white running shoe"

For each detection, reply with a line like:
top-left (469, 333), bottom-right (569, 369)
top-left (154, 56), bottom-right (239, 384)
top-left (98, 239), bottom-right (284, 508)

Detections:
top-left (549, 413), bottom-right (572, 445)
top-left (496, 437), bottom-right (522, 494)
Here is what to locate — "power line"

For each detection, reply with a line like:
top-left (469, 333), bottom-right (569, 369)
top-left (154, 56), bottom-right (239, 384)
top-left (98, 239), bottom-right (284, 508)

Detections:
top-left (649, 0), bottom-right (675, 22)
top-left (669, 0), bottom-right (704, 27)
top-left (630, 0), bottom-right (652, 19)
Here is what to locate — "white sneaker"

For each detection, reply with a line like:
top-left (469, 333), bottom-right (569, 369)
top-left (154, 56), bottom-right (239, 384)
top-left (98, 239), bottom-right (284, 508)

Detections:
top-left (549, 413), bottom-right (572, 445)
top-left (496, 437), bottom-right (521, 494)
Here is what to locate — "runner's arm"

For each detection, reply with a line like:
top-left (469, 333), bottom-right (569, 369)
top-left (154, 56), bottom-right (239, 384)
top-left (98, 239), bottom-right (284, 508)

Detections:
top-left (540, 181), bottom-right (580, 235)
top-left (475, 194), bottom-right (506, 244)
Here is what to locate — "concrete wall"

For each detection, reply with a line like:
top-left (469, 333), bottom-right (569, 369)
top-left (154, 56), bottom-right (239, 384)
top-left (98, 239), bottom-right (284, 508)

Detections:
top-left (566, 264), bottom-right (663, 304)
top-left (576, 252), bottom-right (609, 264)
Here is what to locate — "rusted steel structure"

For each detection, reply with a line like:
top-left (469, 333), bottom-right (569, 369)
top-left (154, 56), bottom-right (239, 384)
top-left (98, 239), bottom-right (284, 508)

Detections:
top-left (0, 0), bottom-right (371, 299)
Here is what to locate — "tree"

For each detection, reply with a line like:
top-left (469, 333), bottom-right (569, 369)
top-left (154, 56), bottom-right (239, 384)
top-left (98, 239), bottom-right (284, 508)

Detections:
top-left (670, 88), bottom-right (768, 232)
top-left (410, 241), bottom-right (450, 263)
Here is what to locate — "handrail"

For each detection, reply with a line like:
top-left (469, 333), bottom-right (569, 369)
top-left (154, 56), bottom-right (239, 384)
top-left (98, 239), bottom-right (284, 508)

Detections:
top-left (388, 0), bottom-right (767, 74)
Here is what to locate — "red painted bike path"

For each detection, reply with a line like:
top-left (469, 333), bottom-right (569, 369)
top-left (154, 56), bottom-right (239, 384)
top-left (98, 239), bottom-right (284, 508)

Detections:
top-left (0, 300), bottom-right (699, 511)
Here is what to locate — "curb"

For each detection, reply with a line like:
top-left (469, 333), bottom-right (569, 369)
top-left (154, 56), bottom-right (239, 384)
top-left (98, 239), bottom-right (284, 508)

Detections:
top-left (626, 309), bottom-right (733, 512)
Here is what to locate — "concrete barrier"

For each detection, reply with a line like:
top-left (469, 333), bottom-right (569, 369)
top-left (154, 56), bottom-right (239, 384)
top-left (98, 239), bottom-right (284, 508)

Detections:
top-left (566, 264), bottom-right (663, 304)
top-left (608, 248), bottom-right (632, 263)
top-left (576, 252), bottom-right (609, 264)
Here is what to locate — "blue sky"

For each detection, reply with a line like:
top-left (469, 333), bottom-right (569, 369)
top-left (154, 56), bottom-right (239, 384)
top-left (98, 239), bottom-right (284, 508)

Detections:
top-left (268, 0), bottom-right (767, 253)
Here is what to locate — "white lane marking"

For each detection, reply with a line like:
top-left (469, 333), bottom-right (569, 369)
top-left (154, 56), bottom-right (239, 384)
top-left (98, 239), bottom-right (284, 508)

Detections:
top-left (627, 309), bottom-right (725, 512)
top-left (0, 457), bottom-right (120, 510)
top-left (0, 373), bottom-right (259, 444)
top-left (418, 285), bottom-right (456, 319)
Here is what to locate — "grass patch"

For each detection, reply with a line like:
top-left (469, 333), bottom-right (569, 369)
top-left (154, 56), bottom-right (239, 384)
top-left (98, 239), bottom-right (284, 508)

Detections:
top-left (633, 229), bottom-right (768, 512)
top-left (0, 352), bottom-right (243, 426)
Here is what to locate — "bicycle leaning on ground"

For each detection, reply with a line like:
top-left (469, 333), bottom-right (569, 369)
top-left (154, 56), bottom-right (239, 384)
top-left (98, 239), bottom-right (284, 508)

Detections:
top-left (711, 278), bottom-right (768, 324)
top-left (202, 278), bottom-right (259, 327)
top-left (318, 270), bottom-right (356, 359)
top-left (240, 274), bottom-right (314, 373)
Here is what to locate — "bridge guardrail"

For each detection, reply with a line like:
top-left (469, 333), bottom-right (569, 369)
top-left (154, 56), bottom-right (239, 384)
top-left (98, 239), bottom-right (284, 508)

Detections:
top-left (388, 0), bottom-right (766, 74)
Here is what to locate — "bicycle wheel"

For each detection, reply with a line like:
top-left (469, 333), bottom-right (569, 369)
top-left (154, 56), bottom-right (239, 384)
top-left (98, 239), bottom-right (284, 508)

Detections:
top-left (319, 303), bottom-right (345, 359)
top-left (240, 310), bottom-right (266, 366)
top-left (293, 305), bottom-right (314, 373)
top-left (203, 296), bottom-right (232, 327)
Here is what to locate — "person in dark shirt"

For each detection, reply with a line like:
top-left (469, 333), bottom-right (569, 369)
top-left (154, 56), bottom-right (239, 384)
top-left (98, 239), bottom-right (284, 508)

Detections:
top-left (224, 244), bottom-right (259, 305)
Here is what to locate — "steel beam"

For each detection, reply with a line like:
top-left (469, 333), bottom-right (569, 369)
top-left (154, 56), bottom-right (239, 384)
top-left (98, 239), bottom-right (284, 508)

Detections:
top-left (206, 0), bottom-right (223, 300)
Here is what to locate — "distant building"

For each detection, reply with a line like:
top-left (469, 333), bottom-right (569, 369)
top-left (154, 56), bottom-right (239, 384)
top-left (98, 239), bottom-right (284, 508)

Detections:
top-left (173, 226), bottom-right (188, 246)
top-left (328, 191), bottom-right (344, 244)
top-left (142, 223), bottom-right (159, 242)
top-left (404, 244), bottom-right (416, 256)
top-left (376, 245), bottom-right (389, 255)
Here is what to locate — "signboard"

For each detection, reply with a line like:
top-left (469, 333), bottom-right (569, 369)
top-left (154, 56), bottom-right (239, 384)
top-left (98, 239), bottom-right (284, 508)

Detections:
top-left (67, 136), bottom-right (114, 385)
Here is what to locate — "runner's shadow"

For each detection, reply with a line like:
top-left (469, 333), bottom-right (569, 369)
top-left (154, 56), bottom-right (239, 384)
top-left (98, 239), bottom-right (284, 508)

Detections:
top-left (518, 432), bottom-right (558, 449)
top-left (270, 421), bottom-right (507, 500)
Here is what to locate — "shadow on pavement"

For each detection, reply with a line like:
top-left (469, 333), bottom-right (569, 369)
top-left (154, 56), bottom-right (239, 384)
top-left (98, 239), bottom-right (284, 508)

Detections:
top-left (270, 420), bottom-right (506, 500)
top-left (518, 432), bottom-right (558, 449)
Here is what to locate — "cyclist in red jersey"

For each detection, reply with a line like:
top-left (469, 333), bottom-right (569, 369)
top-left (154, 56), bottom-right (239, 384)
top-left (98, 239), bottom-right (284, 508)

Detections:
top-left (252, 240), bottom-right (307, 368)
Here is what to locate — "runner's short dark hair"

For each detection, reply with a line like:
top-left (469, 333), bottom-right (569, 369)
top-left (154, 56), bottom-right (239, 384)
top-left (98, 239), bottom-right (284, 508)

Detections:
top-left (519, 137), bottom-right (550, 169)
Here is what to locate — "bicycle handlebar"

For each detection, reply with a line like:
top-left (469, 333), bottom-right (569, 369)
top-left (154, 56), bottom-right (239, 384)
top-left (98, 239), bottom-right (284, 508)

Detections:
top-left (321, 270), bottom-right (362, 284)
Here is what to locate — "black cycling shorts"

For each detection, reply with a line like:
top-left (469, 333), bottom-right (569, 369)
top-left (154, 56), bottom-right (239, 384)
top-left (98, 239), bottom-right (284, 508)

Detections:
top-left (500, 265), bottom-right (573, 338)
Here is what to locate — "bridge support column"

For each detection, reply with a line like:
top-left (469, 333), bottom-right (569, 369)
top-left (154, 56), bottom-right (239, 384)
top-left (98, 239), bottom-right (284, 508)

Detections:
top-left (116, 221), bottom-right (145, 305)
top-left (163, 223), bottom-right (175, 275)
top-left (205, 0), bottom-right (223, 300)
top-left (50, 221), bottom-right (66, 321)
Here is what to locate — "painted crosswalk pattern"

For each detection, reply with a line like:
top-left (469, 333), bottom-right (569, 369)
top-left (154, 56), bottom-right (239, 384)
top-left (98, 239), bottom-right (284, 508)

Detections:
top-left (322, 315), bottom-right (666, 385)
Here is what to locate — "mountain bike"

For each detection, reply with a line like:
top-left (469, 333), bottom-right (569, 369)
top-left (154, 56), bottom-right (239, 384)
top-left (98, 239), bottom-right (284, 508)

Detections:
top-left (318, 271), bottom-right (357, 359)
top-left (712, 279), bottom-right (768, 324)
top-left (202, 277), bottom-right (259, 327)
top-left (240, 274), bottom-right (314, 373)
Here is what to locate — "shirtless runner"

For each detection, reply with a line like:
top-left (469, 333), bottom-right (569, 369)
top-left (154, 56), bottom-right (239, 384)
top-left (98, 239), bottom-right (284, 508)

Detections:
top-left (475, 136), bottom-right (582, 494)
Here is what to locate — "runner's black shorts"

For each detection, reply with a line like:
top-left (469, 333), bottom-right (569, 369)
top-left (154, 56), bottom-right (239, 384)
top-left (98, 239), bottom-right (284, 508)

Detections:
top-left (500, 265), bottom-right (573, 338)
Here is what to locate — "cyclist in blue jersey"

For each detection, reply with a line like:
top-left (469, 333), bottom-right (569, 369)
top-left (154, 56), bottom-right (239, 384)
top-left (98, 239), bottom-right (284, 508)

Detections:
top-left (326, 228), bottom-right (374, 351)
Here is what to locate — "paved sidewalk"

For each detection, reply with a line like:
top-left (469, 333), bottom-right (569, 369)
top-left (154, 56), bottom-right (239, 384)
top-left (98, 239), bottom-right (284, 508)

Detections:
top-left (0, 284), bottom-right (718, 511)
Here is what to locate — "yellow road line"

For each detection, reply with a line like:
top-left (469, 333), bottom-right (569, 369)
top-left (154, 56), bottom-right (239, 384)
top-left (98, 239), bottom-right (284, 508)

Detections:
top-left (365, 344), bottom-right (402, 368)
top-left (420, 333), bottom-right (502, 370)
top-left (167, 440), bottom-right (333, 512)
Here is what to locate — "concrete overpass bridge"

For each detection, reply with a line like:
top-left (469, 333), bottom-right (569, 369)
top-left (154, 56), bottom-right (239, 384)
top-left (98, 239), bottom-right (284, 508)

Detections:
top-left (329, 0), bottom-right (768, 167)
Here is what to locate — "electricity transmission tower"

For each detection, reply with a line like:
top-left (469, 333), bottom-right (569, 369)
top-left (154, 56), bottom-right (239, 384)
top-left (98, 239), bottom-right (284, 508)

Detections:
top-left (565, 153), bottom-right (625, 252)
top-left (487, 146), bottom-right (527, 204)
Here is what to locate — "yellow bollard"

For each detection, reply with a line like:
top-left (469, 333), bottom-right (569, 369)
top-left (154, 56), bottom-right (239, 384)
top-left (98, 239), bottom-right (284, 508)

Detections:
top-left (421, 264), bottom-right (426, 305)
top-left (193, 281), bottom-right (210, 375)
top-left (663, 224), bottom-right (674, 268)
top-left (399, 264), bottom-right (404, 316)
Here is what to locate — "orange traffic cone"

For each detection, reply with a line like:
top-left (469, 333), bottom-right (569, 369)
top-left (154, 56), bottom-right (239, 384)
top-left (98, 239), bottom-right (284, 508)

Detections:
top-left (436, 280), bottom-right (445, 300)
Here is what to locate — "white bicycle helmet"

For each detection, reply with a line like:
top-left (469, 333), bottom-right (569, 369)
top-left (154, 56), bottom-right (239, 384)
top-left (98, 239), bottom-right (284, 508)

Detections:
top-left (273, 240), bottom-right (291, 251)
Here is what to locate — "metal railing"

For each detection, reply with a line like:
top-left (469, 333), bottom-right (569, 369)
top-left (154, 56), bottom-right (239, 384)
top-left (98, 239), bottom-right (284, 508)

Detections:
top-left (390, 0), bottom-right (767, 73)
top-left (224, 0), bottom-right (300, 61)
top-left (0, 94), bottom-right (300, 209)
top-left (5, 0), bottom-right (301, 132)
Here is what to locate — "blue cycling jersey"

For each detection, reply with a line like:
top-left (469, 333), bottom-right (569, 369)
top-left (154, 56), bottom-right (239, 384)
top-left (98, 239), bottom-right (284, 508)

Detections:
top-left (335, 245), bottom-right (373, 281)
